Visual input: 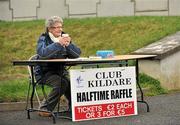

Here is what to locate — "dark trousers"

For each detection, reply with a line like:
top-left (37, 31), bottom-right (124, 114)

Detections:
top-left (40, 72), bottom-right (71, 111)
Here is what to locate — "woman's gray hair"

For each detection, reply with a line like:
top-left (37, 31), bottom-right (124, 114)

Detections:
top-left (45, 16), bottom-right (63, 28)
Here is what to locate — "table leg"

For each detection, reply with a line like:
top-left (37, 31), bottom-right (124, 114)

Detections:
top-left (136, 59), bottom-right (150, 112)
top-left (30, 66), bottom-right (35, 109)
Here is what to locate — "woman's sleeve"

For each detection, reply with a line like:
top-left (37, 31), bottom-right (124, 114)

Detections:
top-left (36, 35), bottom-right (65, 59)
top-left (66, 42), bottom-right (81, 58)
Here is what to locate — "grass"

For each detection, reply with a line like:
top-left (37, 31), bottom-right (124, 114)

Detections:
top-left (0, 78), bottom-right (29, 102)
top-left (139, 74), bottom-right (167, 96)
top-left (0, 78), bottom-right (51, 102)
top-left (1, 16), bottom-right (180, 102)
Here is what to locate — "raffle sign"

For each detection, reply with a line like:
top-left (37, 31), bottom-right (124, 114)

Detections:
top-left (70, 66), bottom-right (137, 121)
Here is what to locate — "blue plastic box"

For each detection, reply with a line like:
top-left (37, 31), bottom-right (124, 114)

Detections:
top-left (96, 50), bottom-right (114, 58)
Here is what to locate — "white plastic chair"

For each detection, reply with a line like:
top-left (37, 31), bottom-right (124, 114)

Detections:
top-left (26, 55), bottom-right (56, 123)
top-left (27, 54), bottom-right (41, 108)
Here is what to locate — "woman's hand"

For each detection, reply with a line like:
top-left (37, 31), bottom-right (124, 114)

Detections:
top-left (58, 34), bottom-right (71, 47)
top-left (62, 34), bottom-right (71, 47)
top-left (58, 36), bottom-right (66, 47)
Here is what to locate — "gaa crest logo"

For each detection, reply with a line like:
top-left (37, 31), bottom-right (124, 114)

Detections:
top-left (76, 75), bottom-right (84, 88)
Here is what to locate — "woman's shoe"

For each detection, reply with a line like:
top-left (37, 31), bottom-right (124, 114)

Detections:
top-left (38, 111), bottom-right (52, 117)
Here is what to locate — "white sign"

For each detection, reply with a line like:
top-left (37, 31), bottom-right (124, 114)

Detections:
top-left (70, 66), bottom-right (137, 121)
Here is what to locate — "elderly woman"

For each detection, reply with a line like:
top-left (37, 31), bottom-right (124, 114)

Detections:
top-left (34, 16), bottom-right (81, 117)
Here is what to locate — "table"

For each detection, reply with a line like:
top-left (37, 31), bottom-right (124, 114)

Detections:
top-left (13, 54), bottom-right (156, 123)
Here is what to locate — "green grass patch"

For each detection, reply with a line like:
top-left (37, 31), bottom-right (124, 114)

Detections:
top-left (0, 78), bottom-right (51, 102)
top-left (139, 74), bottom-right (167, 96)
top-left (0, 79), bottom-right (29, 102)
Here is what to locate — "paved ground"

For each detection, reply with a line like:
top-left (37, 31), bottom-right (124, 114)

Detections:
top-left (0, 92), bottom-right (180, 125)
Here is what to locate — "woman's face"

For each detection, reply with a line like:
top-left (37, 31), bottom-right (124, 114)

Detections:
top-left (48, 22), bottom-right (63, 37)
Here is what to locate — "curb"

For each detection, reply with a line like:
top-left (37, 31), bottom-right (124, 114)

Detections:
top-left (0, 101), bottom-right (27, 112)
top-left (0, 88), bottom-right (150, 112)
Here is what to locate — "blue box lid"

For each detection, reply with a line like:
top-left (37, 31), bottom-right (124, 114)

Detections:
top-left (96, 50), bottom-right (114, 58)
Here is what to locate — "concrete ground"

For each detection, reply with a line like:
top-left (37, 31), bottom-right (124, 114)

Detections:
top-left (0, 92), bottom-right (180, 125)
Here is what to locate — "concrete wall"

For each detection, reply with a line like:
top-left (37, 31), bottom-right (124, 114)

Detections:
top-left (10, 0), bottom-right (39, 21)
top-left (133, 31), bottom-right (180, 90)
top-left (169, 0), bottom-right (180, 16)
top-left (0, 0), bottom-right (12, 21)
top-left (1, 0), bottom-right (180, 21)
top-left (139, 51), bottom-right (180, 90)
top-left (138, 60), bottom-right (161, 81)
top-left (37, 0), bottom-right (68, 19)
top-left (135, 0), bottom-right (169, 16)
top-left (97, 0), bottom-right (134, 17)
top-left (160, 51), bottom-right (180, 89)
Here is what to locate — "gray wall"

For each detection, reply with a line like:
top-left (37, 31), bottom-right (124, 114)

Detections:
top-left (133, 31), bottom-right (180, 90)
top-left (139, 51), bottom-right (180, 90)
top-left (0, 0), bottom-right (180, 21)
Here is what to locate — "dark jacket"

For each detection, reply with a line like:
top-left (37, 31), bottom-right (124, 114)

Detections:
top-left (34, 32), bottom-right (81, 82)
